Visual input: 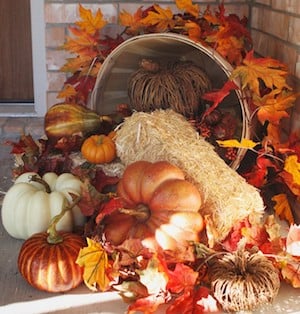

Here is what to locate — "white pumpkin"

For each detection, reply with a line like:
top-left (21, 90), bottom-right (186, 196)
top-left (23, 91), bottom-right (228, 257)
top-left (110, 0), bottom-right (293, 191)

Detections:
top-left (1, 172), bottom-right (86, 240)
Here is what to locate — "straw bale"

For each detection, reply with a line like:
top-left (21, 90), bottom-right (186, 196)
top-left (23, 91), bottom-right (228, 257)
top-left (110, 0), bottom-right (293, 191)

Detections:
top-left (115, 109), bottom-right (264, 243)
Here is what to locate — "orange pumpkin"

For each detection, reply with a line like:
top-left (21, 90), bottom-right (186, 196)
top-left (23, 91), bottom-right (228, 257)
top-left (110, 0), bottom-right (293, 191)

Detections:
top-left (103, 160), bottom-right (204, 253)
top-left (81, 134), bottom-right (116, 164)
top-left (18, 231), bottom-right (85, 292)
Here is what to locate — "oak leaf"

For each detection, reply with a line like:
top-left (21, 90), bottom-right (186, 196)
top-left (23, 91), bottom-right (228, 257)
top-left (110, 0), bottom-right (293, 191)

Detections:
top-left (175, 0), bottom-right (200, 18)
top-left (272, 193), bottom-right (295, 225)
top-left (76, 237), bottom-right (110, 291)
top-left (76, 4), bottom-right (107, 35)
top-left (141, 5), bottom-right (176, 32)
top-left (231, 50), bottom-right (291, 96)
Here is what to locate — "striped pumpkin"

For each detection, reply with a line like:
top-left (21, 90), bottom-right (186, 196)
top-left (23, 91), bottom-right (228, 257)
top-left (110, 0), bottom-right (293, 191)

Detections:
top-left (18, 232), bottom-right (85, 292)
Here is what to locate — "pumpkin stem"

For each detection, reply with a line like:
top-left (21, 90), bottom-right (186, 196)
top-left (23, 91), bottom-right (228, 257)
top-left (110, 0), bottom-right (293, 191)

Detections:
top-left (29, 175), bottom-right (51, 193)
top-left (47, 195), bottom-right (81, 244)
top-left (119, 204), bottom-right (150, 223)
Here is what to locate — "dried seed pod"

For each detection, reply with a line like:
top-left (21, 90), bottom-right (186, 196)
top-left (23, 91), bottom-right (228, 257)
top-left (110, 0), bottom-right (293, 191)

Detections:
top-left (208, 248), bottom-right (280, 312)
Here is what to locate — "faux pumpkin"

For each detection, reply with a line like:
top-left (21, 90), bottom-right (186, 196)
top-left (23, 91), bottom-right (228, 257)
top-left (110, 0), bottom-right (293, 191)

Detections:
top-left (103, 160), bottom-right (204, 253)
top-left (18, 231), bottom-right (85, 293)
top-left (1, 172), bottom-right (85, 240)
top-left (44, 103), bottom-right (112, 141)
top-left (18, 201), bottom-right (85, 293)
top-left (81, 134), bottom-right (116, 164)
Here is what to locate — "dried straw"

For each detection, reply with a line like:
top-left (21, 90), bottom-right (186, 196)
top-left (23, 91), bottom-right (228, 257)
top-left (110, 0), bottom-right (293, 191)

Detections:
top-left (128, 60), bottom-right (211, 116)
top-left (115, 109), bottom-right (264, 242)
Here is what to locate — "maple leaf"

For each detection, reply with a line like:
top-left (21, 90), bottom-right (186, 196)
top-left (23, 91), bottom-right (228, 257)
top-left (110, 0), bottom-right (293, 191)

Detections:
top-left (75, 4), bottom-right (107, 35)
top-left (77, 179), bottom-right (108, 216)
top-left (167, 263), bottom-right (198, 294)
top-left (201, 80), bottom-right (239, 119)
top-left (281, 258), bottom-right (300, 288)
top-left (253, 89), bottom-right (297, 125)
top-left (138, 255), bottom-right (169, 296)
top-left (286, 224), bottom-right (300, 256)
top-left (141, 5), bottom-right (176, 32)
top-left (119, 7), bottom-right (145, 35)
top-left (231, 50), bottom-right (291, 96)
top-left (185, 21), bottom-right (202, 42)
top-left (76, 237), bottom-right (110, 291)
top-left (57, 84), bottom-right (77, 100)
top-left (114, 281), bottom-right (149, 303)
top-left (215, 36), bottom-right (245, 65)
top-left (175, 0), bottom-right (200, 18)
top-left (281, 155), bottom-right (300, 196)
top-left (217, 138), bottom-right (260, 149)
top-left (272, 193), bottom-right (295, 225)
top-left (166, 287), bottom-right (218, 314)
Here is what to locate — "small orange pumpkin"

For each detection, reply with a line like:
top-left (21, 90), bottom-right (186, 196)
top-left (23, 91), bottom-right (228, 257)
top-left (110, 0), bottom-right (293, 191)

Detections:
top-left (81, 134), bottom-right (116, 164)
top-left (103, 160), bottom-right (204, 254)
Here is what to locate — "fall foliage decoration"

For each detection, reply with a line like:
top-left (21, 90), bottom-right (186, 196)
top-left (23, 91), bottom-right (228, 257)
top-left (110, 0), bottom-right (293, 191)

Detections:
top-left (128, 59), bottom-right (211, 116)
top-left (3, 1), bottom-right (300, 313)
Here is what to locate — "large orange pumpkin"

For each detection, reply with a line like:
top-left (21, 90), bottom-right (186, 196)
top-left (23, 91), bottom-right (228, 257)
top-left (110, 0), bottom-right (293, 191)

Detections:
top-left (103, 160), bottom-right (204, 253)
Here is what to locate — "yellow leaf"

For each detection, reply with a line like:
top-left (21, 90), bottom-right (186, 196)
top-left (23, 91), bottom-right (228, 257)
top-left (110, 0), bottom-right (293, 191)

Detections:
top-left (284, 155), bottom-right (300, 186)
top-left (76, 4), bottom-right (107, 35)
top-left (216, 138), bottom-right (260, 149)
top-left (175, 0), bottom-right (200, 18)
top-left (76, 238), bottom-right (110, 291)
top-left (231, 51), bottom-right (291, 95)
top-left (272, 193), bottom-right (295, 225)
top-left (141, 5), bottom-right (175, 32)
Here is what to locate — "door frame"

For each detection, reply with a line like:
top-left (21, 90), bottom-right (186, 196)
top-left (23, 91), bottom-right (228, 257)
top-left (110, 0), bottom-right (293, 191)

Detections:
top-left (0, 0), bottom-right (47, 117)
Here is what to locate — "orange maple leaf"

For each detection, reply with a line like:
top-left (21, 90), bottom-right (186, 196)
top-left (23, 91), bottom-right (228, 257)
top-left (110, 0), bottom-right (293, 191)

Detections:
top-left (280, 155), bottom-right (300, 196)
top-left (57, 84), bottom-right (77, 100)
top-left (175, 0), bottom-right (200, 18)
top-left (231, 50), bottom-right (291, 96)
top-left (281, 258), bottom-right (300, 288)
top-left (119, 7), bottom-right (145, 35)
top-left (215, 36), bottom-right (244, 65)
top-left (253, 89), bottom-right (296, 125)
top-left (272, 193), bottom-right (295, 225)
top-left (185, 21), bottom-right (202, 42)
top-left (75, 4), bottom-right (107, 35)
top-left (141, 5), bottom-right (176, 32)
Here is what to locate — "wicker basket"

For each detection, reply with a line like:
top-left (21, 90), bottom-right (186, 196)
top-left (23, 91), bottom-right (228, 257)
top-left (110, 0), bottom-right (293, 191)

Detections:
top-left (90, 33), bottom-right (254, 169)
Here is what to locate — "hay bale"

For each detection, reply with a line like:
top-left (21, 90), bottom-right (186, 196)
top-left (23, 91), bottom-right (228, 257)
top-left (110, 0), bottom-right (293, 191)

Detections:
top-left (115, 109), bottom-right (264, 243)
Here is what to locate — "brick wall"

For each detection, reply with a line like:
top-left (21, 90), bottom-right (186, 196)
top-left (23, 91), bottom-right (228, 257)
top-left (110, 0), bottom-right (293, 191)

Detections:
top-left (44, 0), bottom-right (300, 115)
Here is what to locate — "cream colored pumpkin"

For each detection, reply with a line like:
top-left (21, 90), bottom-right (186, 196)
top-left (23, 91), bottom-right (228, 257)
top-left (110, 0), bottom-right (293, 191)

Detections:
top-left (1, 172), bottom-right (85, 240)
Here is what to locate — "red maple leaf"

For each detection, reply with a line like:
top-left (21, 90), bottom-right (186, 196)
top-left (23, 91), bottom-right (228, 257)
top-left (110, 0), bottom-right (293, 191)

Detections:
top-left (201, 80), bottom-right (239, 120)
top-left (167, 263), bottom-right (198, 294)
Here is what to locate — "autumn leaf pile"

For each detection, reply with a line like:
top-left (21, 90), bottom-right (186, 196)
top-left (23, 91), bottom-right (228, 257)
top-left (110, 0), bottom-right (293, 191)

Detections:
top-left (6, 0), bottom-right (300, 313)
